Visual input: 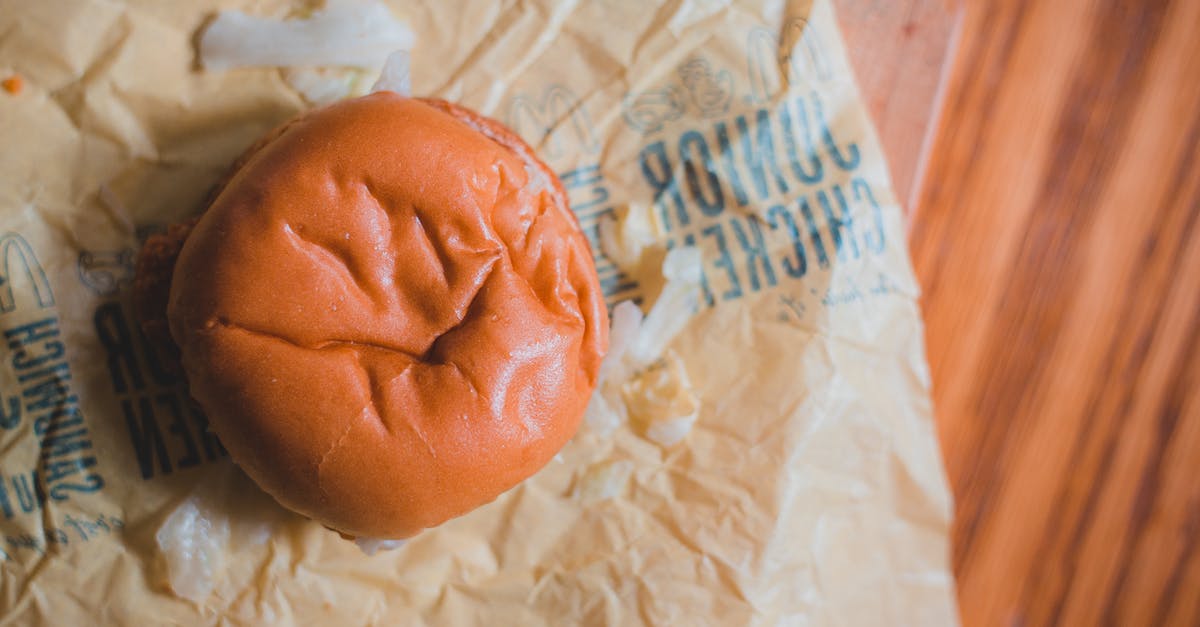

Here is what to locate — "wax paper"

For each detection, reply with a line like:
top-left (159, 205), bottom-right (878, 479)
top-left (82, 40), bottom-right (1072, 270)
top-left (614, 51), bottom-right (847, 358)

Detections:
top-left (0, 0), bottom-right (958, 624)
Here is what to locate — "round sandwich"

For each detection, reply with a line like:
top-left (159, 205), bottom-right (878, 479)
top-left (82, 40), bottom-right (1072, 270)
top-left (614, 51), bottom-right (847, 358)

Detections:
top-left (134, 92), bottom-right (609, 540)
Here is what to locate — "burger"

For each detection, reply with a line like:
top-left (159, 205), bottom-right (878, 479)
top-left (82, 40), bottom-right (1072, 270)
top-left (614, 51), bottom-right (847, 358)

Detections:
top-left (134, 92), bottom-right (609, 540)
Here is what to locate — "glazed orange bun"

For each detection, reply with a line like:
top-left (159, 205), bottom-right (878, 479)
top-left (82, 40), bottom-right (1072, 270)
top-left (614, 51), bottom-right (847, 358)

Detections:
top-left (162, 92), bottom-right (608, 539)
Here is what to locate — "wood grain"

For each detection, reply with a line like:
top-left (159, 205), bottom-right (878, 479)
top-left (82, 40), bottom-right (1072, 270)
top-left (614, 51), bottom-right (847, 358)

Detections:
top-left (908, 1), bottom-right (1200, 625)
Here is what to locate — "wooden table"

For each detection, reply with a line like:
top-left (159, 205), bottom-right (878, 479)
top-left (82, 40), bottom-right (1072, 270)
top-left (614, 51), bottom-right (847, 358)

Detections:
top-left (840, 1), bottom-right (1200, 625)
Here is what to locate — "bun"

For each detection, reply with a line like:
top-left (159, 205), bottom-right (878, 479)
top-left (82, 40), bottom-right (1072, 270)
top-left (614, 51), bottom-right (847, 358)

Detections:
top-left (162, 93), bottom-right (607, 538)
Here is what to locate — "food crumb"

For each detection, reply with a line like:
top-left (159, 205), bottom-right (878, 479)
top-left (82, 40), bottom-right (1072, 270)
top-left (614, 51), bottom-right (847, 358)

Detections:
top-left (573, 460), bottom-right (634, 502)
top-left (2, 75), bottom-right (22, 95)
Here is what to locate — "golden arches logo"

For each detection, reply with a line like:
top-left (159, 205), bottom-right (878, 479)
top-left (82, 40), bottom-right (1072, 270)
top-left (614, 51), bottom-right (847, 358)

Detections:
top-left (506, 85), bottom-right (600, 161)
top-left (0, 233), bottom-right (55, 314)
top-left (746, 18), bottom-right (832, 104)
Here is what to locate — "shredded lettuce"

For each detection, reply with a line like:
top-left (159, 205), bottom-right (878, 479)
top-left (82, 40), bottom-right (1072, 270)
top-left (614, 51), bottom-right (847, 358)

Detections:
top-left (199, 1), bottom-right (413, 71)
top-left (584, 246), bottom-right (703, 448)
top-left (354, 537), bottom-right (407, 556)
top-left (156, 496), bottom-right (230, 603)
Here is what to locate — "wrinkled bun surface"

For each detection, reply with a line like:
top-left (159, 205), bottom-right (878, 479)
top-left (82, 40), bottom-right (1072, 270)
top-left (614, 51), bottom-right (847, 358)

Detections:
top-left (168, 93), bottom-right (607, 539)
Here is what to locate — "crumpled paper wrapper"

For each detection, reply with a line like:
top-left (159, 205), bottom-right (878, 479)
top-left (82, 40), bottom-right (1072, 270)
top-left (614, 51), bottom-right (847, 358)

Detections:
top-left (0, 0), bottom-right (958, 624)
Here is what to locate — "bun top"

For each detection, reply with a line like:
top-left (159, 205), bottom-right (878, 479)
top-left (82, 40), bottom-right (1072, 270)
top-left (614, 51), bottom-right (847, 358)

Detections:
top-left (168, 93), bottom-right (608, 539)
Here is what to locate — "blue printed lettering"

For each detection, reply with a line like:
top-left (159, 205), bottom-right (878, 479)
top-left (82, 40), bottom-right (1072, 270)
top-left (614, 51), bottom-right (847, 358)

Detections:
top-left (714, 121), bottom-right (750, 207)
top-left (817, 185), bottom-right (860, 262)
top-left (798, 197), bottom-right (831, 269)
top-left (766, 204), bottom-right (808, 278)
top-left (781, 96), bottom-right (824, 184)
top-left (680, 130), bottom-right (725, 217)
top-left (735, 109), bottom-right (791, 199)
top-left (729, 218), bottom-right (778, 292)
top-left (639, 141), bottom-right (689, 230)
top-left (701, 224), bottom-right (742, 301)
top-left (853, 178), bottom-right (887, 254)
